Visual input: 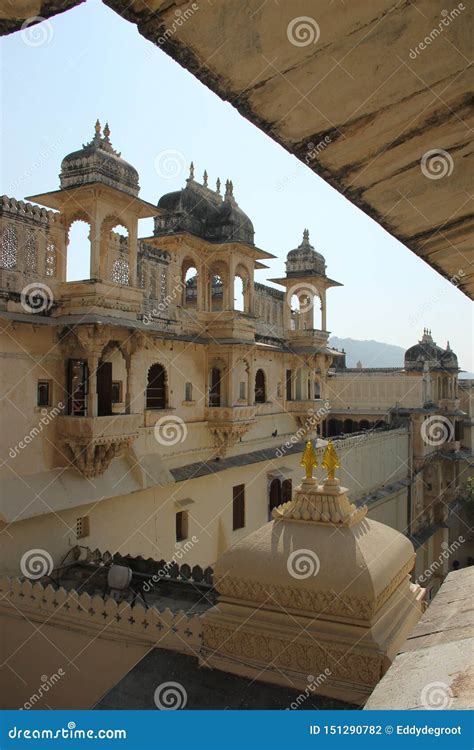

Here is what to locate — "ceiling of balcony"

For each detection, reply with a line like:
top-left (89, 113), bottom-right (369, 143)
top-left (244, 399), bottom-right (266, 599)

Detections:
top-left (1, 0), bottom-right (472, 297)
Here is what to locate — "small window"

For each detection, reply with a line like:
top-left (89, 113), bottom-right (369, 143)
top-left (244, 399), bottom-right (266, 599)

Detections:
top-left (232, 484), bottom-right (245, 531)
top-left (185, 382), bottom-right (193, 402)
top-left (111, 381), bottom-right (123, 403)
top-left (176, 511), bottom-right (188, 542)
top-left (76, 516), bottom-right (90, 539)
top-left (239, 381), bottom-right (246, 400)
top-left (37, 380), bottom-right (51, 407)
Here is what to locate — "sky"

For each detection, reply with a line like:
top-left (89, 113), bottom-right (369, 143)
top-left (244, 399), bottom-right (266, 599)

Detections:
top-left (1, 0), bottom-right (472, 370)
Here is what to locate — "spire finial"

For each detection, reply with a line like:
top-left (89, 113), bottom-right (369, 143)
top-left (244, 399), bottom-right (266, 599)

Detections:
top-left (301, 440), bottom-right (317, 481)
top-left (216, 177), bottom-right (221, 194)
top-left (103, 122), bottom-right (110, 140)
top-left (203, 169), bottom-right (208, 187)
top-left (303, 228), bottom-right (309, 242)
top-left (322, 440), bottom-right (340, 481)
top-left (189, 162), bottom-right (195, 180)
top-left (95, 119), bottom-right (101, 135)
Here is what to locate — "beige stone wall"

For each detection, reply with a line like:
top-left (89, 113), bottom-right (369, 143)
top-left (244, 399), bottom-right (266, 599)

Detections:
top-left (327, 370), bottom-right (423, 411)
top-left (0, 429), bottom-right (410, 576)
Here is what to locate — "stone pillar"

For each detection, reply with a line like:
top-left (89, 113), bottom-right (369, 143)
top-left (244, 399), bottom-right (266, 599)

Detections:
top-left (87, 353), bottom-right (99, 417)
top-left (128, 223), bottom-right (138, 287)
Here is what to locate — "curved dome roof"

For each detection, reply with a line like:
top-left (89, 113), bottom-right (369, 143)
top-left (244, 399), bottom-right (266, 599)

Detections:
top-left (155, 169), bottom-right (254, 245)
top-left (405, 329), bottom-right (458, 371)
top-left (60, 121), bottom-right (139, 197)
top-left (286, 229), bottom-right (326, 276)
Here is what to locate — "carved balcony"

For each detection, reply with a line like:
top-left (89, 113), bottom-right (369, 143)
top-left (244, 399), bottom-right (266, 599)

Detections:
top-left (57, 414), bottom-right (141, 478)
top-left (205, 405), bottom-right (256, 457)
top-left (286, 399), bottom-right (330, 435)
top-left (55, 280), bottom-right (144, 320)
top-left (287, 328), bottom-right (329, 348)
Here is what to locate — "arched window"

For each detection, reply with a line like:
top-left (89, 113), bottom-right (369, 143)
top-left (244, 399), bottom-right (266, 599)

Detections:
top-left (24, 229), bottom-right (38, 273)
top-left (234, 275), bottom-right (245, 311)
top-left (67, 220), bottom-right (91, 281)
top-left (211, 274), bottom-right (224, 311)
top-left (183, 263), bottom-right (198, 306)
top-left (255, 369), bottom-right (266, 403)
top-left (1, 225), bottom-right (17, 269)
top-left (146, 363), bottom-right (167, 409)
top-left (209, 367), bottom-right (222, 408)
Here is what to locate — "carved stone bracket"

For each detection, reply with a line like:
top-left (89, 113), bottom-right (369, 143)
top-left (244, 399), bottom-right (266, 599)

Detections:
top-left (205, 406), bottom-right (256, 457)
top-left (57, 414), bottom-right (140, 478)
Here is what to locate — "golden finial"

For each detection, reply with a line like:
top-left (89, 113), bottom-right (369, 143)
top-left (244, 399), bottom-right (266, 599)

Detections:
top-left (103, 122), bottom-right (110, 140)
top-left (95, 119), bottom-right (101, 135)
top-left (301, 440), bottom-right (317, 480)
top-left (322, 440), bottom-right (340, 481)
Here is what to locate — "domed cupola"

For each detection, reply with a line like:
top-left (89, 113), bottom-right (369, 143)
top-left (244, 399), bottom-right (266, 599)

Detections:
top-left (405, 329), bottom-right (458, 372)
top-left (60, 121), bottom-right (140, 197)
top-left (155, 166), bottom-right (254, 245)
top-left (286, 229), bottom-right (326, 276)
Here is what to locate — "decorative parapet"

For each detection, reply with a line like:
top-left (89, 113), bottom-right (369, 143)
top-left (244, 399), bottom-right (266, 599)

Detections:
top-left (205, 406), bottom-right (256, 457)
top-left (0, 576), bottom-right (202, 654)
top-left (57, 414), bottom-right (141, 478)
top-left (1, 195), bottom-right (62, 225)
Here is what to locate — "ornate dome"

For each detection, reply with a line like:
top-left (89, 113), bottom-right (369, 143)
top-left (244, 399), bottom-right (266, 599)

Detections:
top-left (155, 167), bottom-right (254, 245)
top-left (405, 329), bottom-right (458, 372)
top-left (60, 121), bottom-right (140, 197)
top-left (286, 229), bottom-right (326, 276)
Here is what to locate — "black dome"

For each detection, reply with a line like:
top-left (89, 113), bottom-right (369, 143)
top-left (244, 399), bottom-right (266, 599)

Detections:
top-left (155, 171), bottom-right (254, 245)
top-left (405, 330), bottom-right (458, 371)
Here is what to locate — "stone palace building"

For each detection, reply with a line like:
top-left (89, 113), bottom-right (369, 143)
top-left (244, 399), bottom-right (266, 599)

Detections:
top-left (0, 122), bottom-right (472, 605)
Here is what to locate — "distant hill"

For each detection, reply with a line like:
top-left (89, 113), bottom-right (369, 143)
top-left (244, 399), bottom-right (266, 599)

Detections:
top-left (328, 337), bottom-right (405, 368)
